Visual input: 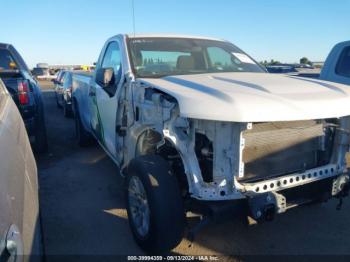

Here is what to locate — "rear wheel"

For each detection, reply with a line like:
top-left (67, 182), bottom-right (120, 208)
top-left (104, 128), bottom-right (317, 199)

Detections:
top-left (74, 104), bottom-right (93, 146)
top-left (55, 92), bottom-right (62, 108)
top-left (63, 100), bottom-right (72, 118)
top-left (126, 155), bottom-right (185, 254)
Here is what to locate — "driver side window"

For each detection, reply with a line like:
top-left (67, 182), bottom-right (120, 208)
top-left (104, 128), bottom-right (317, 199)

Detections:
top-left (102, 42), bottom-right (121, 74)
top-left (99, 41), bottom-right (122, 96)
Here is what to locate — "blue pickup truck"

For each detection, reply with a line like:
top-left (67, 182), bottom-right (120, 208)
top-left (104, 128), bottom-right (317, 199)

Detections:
top-left (0, 43), bottom-right (48, 153)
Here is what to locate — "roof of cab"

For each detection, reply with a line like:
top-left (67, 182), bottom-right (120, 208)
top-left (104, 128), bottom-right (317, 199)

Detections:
top-left (0, 43), bottom-right (11, 49)
top-left (334, 40), bottom-right (350, 48)
top-left (124, 33), bottom-right (228, 42)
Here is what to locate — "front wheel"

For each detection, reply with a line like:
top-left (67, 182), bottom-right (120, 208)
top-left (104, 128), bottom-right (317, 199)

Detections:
top-left (125, 155), bottom-right (185, 254)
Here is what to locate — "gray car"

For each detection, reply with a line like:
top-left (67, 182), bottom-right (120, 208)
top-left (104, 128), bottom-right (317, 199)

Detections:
top-left (53, 70), bottom-right (73, 117)
top-left (0, 79), bottom-right (42, 260)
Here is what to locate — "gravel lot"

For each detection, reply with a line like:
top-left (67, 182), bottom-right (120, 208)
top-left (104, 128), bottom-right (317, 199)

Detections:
top-left (36, 80), bottom-right (350, 261)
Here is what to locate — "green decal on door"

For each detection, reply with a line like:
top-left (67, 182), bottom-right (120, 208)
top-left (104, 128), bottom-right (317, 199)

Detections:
top-left (91, 88), bottom-right (106, 147)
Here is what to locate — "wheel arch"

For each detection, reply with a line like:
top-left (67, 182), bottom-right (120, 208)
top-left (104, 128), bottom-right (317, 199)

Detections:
top-left (127, 128), bottom-right (189, 194)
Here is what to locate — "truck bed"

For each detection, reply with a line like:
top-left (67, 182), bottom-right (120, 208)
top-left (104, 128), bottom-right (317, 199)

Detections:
top-left (72, 72), bottom-right (93, 133)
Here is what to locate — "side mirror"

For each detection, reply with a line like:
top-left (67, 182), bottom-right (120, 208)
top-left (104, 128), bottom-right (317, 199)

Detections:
top-left (96, 68), bottom-right (115, 88)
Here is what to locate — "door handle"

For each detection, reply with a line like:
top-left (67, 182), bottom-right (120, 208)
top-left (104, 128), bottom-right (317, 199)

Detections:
top-left (89, 90), bottom-right (96, 97)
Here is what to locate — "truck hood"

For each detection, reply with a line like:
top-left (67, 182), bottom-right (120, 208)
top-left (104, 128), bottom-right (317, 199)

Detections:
top-left (139, 72), bottom-right (350, 122)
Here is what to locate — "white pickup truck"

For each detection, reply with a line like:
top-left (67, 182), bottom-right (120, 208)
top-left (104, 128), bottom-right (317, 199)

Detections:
top-left (72, 34), bottom-right (350, 253)
top-left (320, 41), bottom-right (350, 85)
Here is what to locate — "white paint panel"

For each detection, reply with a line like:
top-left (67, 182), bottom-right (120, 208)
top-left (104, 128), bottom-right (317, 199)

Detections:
top-left (140, 72), bottom-right (350, 122)
top-left (96, 88), bottom-right (117, 157)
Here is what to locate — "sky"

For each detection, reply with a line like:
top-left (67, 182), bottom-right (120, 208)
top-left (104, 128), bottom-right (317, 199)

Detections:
top-left (1, 0), bottom-right (349, 68)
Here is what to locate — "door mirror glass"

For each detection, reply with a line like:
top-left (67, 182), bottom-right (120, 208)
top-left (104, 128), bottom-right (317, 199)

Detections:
top-left (96, 67), bottom-right (115, 88)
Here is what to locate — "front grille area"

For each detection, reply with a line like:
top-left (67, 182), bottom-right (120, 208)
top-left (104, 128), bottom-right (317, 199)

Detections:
top-left (239, 120), bottom-right (335, 182)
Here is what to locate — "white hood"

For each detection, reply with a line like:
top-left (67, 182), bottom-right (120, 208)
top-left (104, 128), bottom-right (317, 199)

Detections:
top-left (139, 72), bottom-right (350, 122)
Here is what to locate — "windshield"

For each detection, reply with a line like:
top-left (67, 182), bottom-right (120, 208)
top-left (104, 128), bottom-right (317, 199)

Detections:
top-left (0, 49), bottom-right (18, 70)
top-left (128, 37), bottom-right (265, 78)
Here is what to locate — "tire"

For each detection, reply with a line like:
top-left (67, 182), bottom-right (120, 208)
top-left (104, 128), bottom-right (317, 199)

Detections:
top-left (63, 100), bottom-right (72, 118)
top-left (125, 155), bottom-right (185, 254)
top-left (55, 92), bottom-right (62, 108)
top-left (34, 114), bottom-right (48, 153)
top-left (74, 104), bottom-right (93, 146)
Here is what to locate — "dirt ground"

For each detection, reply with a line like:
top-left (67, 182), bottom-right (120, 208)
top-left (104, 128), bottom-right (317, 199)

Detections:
top-left (36, 80), bottom-right (350, 261)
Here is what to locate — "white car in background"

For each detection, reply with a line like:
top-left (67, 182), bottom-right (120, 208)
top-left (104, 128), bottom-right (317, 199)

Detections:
top-left (32, 63), bottom-right (56, 80)
top-left (0, 79), bottom-right (42, 260)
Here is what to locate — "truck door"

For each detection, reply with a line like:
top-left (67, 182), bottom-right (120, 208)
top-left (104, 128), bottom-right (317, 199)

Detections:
top-left (90, 41), bottom-right (123, 162)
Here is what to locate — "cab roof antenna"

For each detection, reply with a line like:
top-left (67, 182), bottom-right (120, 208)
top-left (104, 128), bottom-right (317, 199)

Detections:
top-left (132, 0), bottom-right (136, 37)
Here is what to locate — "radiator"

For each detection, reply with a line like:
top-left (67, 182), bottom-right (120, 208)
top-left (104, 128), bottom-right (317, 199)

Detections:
top-left (240, 120), bottom-right (332, 182)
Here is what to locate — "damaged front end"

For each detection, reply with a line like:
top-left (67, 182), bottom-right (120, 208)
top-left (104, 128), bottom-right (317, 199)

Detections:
top-left (184, 117), bottom-right (350, 220)
top-left (126, 82), bottom-right (350, 222)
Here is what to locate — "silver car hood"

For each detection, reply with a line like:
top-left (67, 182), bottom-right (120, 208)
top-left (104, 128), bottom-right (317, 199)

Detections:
top-left (139, 72), bottom-right (350, 122)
